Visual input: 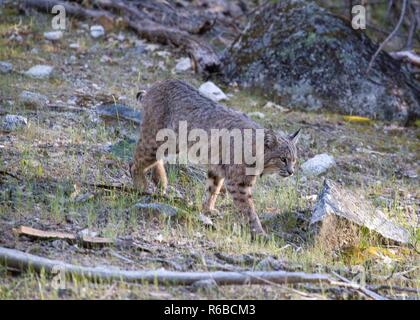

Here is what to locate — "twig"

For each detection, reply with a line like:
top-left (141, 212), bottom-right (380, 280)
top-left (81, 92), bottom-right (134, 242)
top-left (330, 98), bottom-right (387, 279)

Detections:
top-left (368, 285), bottom-right (420, 294)
top-left (367, 0), bottom-right (408, 73)
top-left (13, 225), bottom-right (153, 252)
top-left (0, 170), bottom-right (21, 181)
top-left (389, 50), bottom-right (420, 66)
top-left (331, 271), bottom-right (388, 300)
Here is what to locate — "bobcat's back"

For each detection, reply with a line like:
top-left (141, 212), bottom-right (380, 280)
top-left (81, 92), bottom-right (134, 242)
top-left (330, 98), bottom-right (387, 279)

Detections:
top-left (140, 79), bottom-right (260, 133)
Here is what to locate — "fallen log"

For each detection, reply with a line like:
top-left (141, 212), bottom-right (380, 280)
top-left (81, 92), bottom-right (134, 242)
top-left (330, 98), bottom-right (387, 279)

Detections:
top-left (22, 0), bottom-right (221, 74)
top-left (0, 246), bottom-right (331, 286)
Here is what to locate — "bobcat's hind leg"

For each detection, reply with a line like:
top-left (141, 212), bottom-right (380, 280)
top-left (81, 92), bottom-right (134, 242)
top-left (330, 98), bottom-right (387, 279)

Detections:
top-left (202, 171), bottom-right (224, 215)
top-left (151, 159), bottom-right (168, 194)
top-left (130, 142), bottom-right (158, 192)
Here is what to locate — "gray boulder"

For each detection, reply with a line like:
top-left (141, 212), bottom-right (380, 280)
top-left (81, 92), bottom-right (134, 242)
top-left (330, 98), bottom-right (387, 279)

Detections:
top-left (18, 91), bottom-right (48, 108)
top-left (301, 154), bottom-right (335, 177)
top-left (24, 65), bottom-right (54, 78)
top-left (0, 61), bottom-right (12, 73)
top-left (223, 0), bottom-right (419, 124)
top-left (0, 115), bottom-right (28, 132)
top-left (43, 31), bottom-right (63, 41)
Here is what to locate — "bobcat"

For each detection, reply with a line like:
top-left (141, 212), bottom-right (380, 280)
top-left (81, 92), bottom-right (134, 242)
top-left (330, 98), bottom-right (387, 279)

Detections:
top-left (130, 79), bottom-right (300, 237)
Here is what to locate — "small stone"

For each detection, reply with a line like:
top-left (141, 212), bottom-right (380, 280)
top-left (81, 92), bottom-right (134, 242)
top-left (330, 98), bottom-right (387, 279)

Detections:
top-left (51, 239), bottom-right (69, 250)
top-left (263, 101), bottom-right (288, 112)
top-left (247, 111), bottom-right (265, 119)
top-left (133, 202), bottom-right (177, 217)
top-left (90, 25), bottom-right (105, 38)
top-left (190, 279), bottom-right (218, 293)
top-left (156, 50), bottom-right (170, 58)
top-left (18, 91), bottom-right (49, 108)
top-left (198, 213), bottom-right (213, 227)
top-left (24, 65), bottom-right (54, 78)
top-left (199, 81), bottom-right (228, 102)
top-left (0, 61), bottom-right (12, 73)
top-left (43, 31), bottom-right (63, 41)
top-left (8, 34), bottom-right (22, 42)
top-left (69, 43), bottom-right (80, 50)
top-left (78, 228), bottom-right (98, 238)
top-left (116, 32), bottom-right (125, 41)
top-left (174, 57), bottom-right (192, 72)
top-left (145, 43), bottom-right (160, 52)
top-left (254, 257), bottom-right (284, 271)
top-left (68, 55), bottom-right (77, 64)
top-left (100, 55), bottom-right (112, 63)
top-left (0, 115), bottom-right (28, 132)
top-left (96, 103), bottom-right (141, 124)
top-left (301, 153), bottom-right (336, 177)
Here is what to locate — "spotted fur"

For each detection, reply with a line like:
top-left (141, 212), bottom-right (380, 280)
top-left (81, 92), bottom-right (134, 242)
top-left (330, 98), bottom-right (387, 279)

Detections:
top-left (131, 80), bottom-right (301, 237)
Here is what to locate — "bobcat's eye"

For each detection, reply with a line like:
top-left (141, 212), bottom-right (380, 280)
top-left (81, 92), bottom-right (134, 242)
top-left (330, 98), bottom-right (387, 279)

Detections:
top-left (281, 157), bottom-right (287, 163)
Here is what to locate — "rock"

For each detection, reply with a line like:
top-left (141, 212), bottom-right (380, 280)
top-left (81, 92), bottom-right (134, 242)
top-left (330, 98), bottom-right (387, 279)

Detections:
top-left (263, 101), bottom-right (288, 112)
top-left (174, 57), bottom-right (192, 72)
top-left (77, 228), bottom-right (98, 238)
top-left (199, 81), bottom-right (228, 102)
top-left (247, 111), bottom-right (265, 119)
top-left (43, 31), bottom-right (63, 41)
top-left (24, 65), bottom-right (53, 78)
top-left (90, 25), bottom-right (105, 38)
top-left (145, 43), bottom-right (160, 52)
top-left (156, 50), bottom-right (170, 58)
top-left (223, 0), bottom-right (419, 124)
top-left (190, 279), bottom-right (218, 293)
top-left (51, 240), bottom-right (70, 251)
top-left (69, 43), bottom-right (80, 50)
top-left (0, 115), bottom-right (28, 132)
top-left (301, 154), bottom-right (335, 177)
top-left (0, 61), bottom-right (12, 73)
top-left (133, 203), bottom-right (178, 217)
top-left (198, 213), bottom-right (213, 227)
top-left (100, 55), bottom-right (113, 63)
top-left (18, 91), bottom-right (49, 108)
top-left (311, 179), bottom-right (410, 250)
top-left (254, 257), bottom-right (284, 271)
top-left (96, 103), bottom-right (141, 124)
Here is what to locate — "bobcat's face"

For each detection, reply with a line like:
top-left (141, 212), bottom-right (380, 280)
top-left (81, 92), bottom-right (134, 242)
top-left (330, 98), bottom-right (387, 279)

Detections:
top-left (262, 129), bottom-right (301, 177)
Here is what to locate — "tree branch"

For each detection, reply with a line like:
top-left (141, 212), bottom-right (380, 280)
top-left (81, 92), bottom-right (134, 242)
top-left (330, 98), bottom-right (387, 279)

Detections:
top-left (0, 246), bottom-right (332, 286)
top-left (367, 0), bottom-right (408, 73)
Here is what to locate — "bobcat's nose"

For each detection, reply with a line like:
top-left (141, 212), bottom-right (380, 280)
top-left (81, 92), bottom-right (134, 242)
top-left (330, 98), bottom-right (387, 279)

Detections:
top-left (287, 168), bottom-right (294, 175)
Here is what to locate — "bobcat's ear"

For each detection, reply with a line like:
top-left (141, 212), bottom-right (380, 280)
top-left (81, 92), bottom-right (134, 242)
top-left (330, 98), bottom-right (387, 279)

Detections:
top-left (136, 90), bottom-right (146, 101)
top-left (264, 129), bottom-right (277, 149)
top-left (288, 128), bottom-right (301, 145)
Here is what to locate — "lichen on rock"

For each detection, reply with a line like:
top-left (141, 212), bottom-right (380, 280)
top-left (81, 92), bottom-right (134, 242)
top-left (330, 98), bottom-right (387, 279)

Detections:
top-left (223, 0), bottom-right (419, 124)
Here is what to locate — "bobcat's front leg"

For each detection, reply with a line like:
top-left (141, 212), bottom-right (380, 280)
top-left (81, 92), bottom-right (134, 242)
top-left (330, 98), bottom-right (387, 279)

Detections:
top-left (226, 178), bottom-right (266, 237)
top-left (202, 171), bottom-right (224, 215)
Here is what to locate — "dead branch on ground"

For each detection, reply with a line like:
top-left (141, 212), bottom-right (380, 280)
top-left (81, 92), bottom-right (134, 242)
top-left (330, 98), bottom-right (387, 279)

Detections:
top-left (22, 0), bottom-right (221, 73)
top-left (0, 246), bottom-right (332, 286)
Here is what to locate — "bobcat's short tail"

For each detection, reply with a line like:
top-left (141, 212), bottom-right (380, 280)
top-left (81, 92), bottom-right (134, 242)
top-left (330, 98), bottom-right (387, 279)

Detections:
top-left (136, 90), bottom-right (146, 102)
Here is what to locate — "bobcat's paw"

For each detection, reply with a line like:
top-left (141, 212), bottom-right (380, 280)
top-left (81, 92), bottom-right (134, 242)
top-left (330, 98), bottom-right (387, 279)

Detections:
top-left (202, 207), bottom-right (222, 217)
top-left (250, 226), bottom-right (269, 242)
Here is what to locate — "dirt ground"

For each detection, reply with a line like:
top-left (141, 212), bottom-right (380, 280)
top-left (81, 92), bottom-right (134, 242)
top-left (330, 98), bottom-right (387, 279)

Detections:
top-left (0, 6), bottom-right (419, 300)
